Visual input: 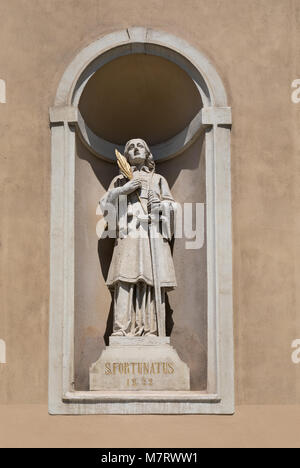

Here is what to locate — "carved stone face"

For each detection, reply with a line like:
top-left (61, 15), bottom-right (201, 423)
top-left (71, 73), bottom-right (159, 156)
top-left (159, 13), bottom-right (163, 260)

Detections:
top-left (125, 138), bottom-right (148, 166)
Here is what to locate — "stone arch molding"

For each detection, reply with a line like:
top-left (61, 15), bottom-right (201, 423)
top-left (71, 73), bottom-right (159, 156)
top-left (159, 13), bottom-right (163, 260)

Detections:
top-left (49, 28), bottom-right (234, 414)
top-left (50, 27), bottom-right (232, 161)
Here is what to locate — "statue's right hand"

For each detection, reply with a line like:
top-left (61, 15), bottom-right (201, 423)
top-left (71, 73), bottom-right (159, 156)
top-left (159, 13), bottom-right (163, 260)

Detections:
top-left (120, 179), bottom-right (142, 195)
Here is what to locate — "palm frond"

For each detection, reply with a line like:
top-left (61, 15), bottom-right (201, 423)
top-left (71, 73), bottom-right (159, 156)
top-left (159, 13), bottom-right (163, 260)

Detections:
top-left (115, 149), bottom-right (133, 180)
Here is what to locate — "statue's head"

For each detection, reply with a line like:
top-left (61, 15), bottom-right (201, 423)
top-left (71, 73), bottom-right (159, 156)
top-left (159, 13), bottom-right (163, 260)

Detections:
top-left (124, 138), bottom-right (155, 171)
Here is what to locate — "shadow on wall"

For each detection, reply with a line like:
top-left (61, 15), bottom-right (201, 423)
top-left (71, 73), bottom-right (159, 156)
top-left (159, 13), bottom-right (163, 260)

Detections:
top-left (75, 131), bottom-right (207, 391)
top-left (76, 131), bottom-right (205, 191)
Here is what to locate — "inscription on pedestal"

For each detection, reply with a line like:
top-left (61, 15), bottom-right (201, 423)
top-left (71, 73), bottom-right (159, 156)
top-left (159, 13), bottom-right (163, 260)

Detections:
top-left (90, 340), bottom-right (190, 391)
top-left (104, 360), bottom-right (175, 389)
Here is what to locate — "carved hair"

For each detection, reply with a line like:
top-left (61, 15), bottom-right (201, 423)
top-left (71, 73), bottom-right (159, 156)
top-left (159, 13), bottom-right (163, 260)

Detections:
top-left (124, 138), bottom-right (155, 171)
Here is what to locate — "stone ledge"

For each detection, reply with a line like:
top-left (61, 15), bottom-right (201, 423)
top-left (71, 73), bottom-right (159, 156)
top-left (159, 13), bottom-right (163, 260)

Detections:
top-left (109, 336), bottom-right (170, 346)
top-left (63, 390), bottom-right (220, 403)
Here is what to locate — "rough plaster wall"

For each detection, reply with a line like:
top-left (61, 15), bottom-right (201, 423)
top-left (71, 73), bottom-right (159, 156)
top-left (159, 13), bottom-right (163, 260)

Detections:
top-left (0, 0), bottom-right (299, 404)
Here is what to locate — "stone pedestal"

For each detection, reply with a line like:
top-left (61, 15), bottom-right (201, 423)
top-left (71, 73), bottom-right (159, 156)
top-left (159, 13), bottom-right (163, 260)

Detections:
top-left (90, 337), bottom-right (190, 391)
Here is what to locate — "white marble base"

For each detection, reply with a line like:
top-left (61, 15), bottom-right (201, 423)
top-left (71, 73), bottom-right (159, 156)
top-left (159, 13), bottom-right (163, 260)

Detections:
top-left (90, 341), bottom-right (190, 391)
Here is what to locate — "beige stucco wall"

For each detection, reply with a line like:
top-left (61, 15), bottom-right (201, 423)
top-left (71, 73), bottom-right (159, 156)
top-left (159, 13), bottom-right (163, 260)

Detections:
top-left (0, 0), bottom-right (300, 424)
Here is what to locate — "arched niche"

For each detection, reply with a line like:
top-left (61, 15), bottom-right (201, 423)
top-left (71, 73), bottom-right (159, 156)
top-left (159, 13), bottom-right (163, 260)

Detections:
top-left (49, 28), bottom-right (234, 414)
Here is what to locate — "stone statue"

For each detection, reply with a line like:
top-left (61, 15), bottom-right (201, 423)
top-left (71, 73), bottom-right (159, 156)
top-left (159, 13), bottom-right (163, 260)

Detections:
top-left (101, 138), bottom-right (177, 337)
top-left (90, 139), bottom-right (190, 391)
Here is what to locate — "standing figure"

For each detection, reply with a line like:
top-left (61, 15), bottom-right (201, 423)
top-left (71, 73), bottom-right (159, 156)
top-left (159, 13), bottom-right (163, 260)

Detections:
top-left (101, 138), bottom-right (177, 337)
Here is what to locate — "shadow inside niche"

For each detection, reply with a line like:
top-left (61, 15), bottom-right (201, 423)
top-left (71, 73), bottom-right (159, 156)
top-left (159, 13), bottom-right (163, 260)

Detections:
top-left (165, 292), bottom-right (174, 337)
top-left (103, 290), bottom-right (114, 345)
top-left (75, 131), bottom-right (207, 390)
top-left (97, 236), bottom-right (115, 345)
top-left (76, 130), bottom-right (205, 192)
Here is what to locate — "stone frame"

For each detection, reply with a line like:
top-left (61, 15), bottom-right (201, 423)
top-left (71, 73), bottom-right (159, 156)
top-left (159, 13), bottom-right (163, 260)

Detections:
top-left (49, 27), bottom-right (234, 414)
